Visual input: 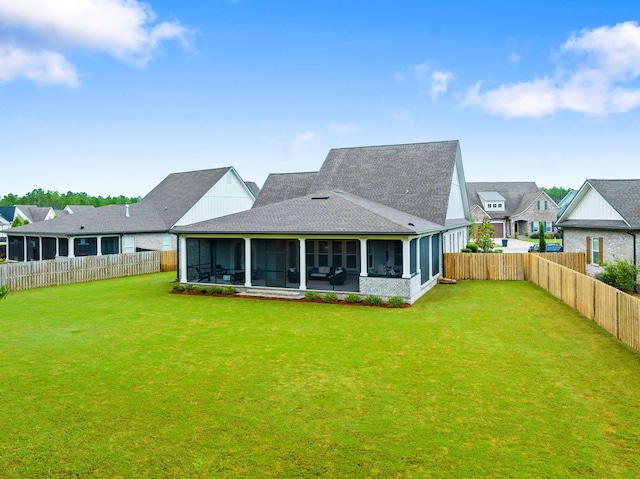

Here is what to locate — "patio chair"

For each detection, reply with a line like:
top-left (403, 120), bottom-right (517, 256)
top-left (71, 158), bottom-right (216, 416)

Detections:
top-left (195, 268), bottom-right (211, 282)
top-left (329, 267), bottom-right (346, 286)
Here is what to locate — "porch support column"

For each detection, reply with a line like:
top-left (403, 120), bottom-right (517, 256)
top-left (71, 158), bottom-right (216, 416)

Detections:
top-left (402, 239), bottom-right (411, 279)
top-left (179, 236), bottom-right (187, 282)
top-left (359, 239), bottom-right (368, 276)
top-left (68, 237), bottom-right (75, 258)
top-left (244, 238), bottom-right (252, 287)
top-left (416, 237), bottom-right (421, 274)
top-left (97, 236), bottom-right (102, 256)
top-left (23, 236), bottom-right (27, 262)
top-left (38, 236), bottom-right (43, 261)
top-left (299, 238), bottom-right (307, 290)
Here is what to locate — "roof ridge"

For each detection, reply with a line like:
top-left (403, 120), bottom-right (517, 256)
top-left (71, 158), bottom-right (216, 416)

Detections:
top-left (328, 139), bottom-right (458, 152)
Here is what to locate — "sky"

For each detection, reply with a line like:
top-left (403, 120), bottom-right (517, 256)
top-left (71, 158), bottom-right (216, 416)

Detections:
top-left (1, 0), bottom-right (640, 199)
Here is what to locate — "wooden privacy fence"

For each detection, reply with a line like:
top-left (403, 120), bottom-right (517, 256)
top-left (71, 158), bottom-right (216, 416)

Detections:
top-left (0, 251), bottom-right (160, 291)
top-left (443, 252), bottom-right (586, 281)
top-left (444, 252), bottom-right (640, 353)
top-left (160, 250), bottom-right (178, 272)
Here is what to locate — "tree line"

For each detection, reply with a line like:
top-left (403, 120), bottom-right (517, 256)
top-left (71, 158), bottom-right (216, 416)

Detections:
top-left (0, 189), bottom-right (141, 210)
top-left (539, 186), bottom-right (572, 203)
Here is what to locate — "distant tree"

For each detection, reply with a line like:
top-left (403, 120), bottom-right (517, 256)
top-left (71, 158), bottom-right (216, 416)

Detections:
top-left (540, 186), bottom-right (571, 204)
top-left (0, 190), bottom-right (140, 209)
top-left (539, 222), bottom-right (546, 252)
top-left (476, 218), bottom-right (495, 252)
top-left (11, 217), bottom-right (29, 227)
top-left (0, 284), bottom-right (8, 300)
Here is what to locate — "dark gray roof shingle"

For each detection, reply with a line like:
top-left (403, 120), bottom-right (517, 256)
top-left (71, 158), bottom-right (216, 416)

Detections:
top-left (587, 179), bottom-right (640, 228)
top-left (466, 182), bottom-right (543, 218)
top-left (175, 190), bottom-right (440, 235)
top-left (252, 172), bottom-right (318, 208)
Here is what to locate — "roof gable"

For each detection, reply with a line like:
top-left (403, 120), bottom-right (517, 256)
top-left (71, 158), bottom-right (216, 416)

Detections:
top-left (253, 172), bottom-right (318, 208)
top-left (313, 141), bottom-right (461, 224)
top-left (558, 179), bottom-right (640, 228)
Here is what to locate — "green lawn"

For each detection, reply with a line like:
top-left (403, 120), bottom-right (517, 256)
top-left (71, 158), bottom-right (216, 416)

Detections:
top-left (2, 273), bottom-right (640, 478)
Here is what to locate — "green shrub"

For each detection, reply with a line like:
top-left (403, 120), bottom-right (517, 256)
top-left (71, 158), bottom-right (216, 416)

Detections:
top-left (0, 284), bottom-right (9, 300)
top-left (172, 284), bottom-right (185, 292)
top-left (461, 248), bottom-right (472, 253)
top-left (599, 258), bottom-right (640, 292)
top-left (529, 232), bottom-right (539, 239)
top-left (466, 242), bottom-right (478, 253)
top-left (344, 293), bottom-right (362, 303)
top-left (322, 292), bottom-right (338, 303)
top-left (221, 286), bottom-right (237, 295)
top-left (183, 284), bottom-right (196, 292)
top-left (305, 291), bottom-right (321, 301)
top-left (205, 285), bottom-right (223, 294)
top-left (363, 294), bottom-right (383, 306)
top-left (195, 286), bottom-right (209, 294)
top-left (387, 296), bottom-right (405, 308)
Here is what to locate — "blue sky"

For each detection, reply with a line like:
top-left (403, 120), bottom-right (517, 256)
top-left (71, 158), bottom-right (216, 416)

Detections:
top-left (2, 0), bottom-right (640, 198)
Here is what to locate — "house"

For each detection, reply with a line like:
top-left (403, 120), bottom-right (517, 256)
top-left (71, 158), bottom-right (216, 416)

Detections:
top-left (173, 141), bottom-right (471, 304)
top-left (556, 179), bottom-right (640, 267)
top-left (6, 167), bottom-right (257, 262)
top-left (466, 182), bottom-right (558, 238)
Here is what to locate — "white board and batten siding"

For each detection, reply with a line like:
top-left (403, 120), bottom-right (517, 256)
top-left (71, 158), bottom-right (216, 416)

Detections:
top-left (174, 169), bottom-right (256, 227)
top-left (567, 187), bottom-right (625, 222)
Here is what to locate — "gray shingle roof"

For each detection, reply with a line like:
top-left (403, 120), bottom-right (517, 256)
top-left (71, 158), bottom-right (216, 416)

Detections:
top-left (314, 141), bottom-right (460, 225)
top-left (6, 203), bottom-right (167, 236)
top-left (7, 167), bottom-right (239, 236)
top-left (466, 182), bottom-right (542, 218)
top-left (176, 140), bottom-right (465, 235)
top-left (141, 167), bottom-right (232, 228)
top-left (174, 190), bottom-right (441, 235)
top-left (587, 179), bottom-right (640, 228)
top-left (244, 181), bottom-right (261, 199)
top-left (252, 172), bottom-right (318, 208)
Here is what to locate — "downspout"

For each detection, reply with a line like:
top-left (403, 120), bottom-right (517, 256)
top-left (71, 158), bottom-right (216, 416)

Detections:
top-left (627, 230), bottom-right (638, 293)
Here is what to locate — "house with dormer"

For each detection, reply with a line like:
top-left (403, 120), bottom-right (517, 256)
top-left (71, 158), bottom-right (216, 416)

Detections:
top-left (6, 167), bottom-right (257, 261)
top-left (173, 141), bottom-right (471, 304)
top-left (466, 182), bottom-right (558, 238)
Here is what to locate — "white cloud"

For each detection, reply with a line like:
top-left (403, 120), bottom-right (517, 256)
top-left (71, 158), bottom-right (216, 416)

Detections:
top-left (0, 46), bottom-right (78, 86)
top-left (509, 52), bottom-right (521, 64)
top-left (0, 0), bottom-right (191, 86)
top-left (406, 63), bottom-right (453, 99)
top-left (430, 70), bottom-right (454, 100)
top-left (464, 21), bottom-right (640, 117)
top-left (285, 131), bottom-right (319, 156)
top-left (329, 123), bottom-right (357, 135)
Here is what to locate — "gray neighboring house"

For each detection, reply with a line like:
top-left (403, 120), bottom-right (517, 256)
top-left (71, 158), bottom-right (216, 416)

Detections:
top-left (6, 167), bottom-right (257, 262)
top-left (556, 179), bottom-right (640, 267)
top-left (173, 140), bottom-right (471, 304)
top-left (466, 182), bottom-right (558, 238)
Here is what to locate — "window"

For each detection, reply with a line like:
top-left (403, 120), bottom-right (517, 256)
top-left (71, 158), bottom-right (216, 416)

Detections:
top-left (591, 237), bottom-right (601, 264)
top-left (538, 200), bottom-right (548, 210)
top-left (74, 237), bottom-right (97, 256)
top-left (305, 240), bottom-right (315, 267)
top-left (318, 241), bottom-right (329, 267)
top-left (346, 241), bottom-right (358, 269)
top-left (101, 236), bottom-right (120, 255)
top-left (8, 236), bottom-right (24, 261)
top-left (162, 235), bottom-right (173, 251)
top-left (367, 240), bottom-right (402, 276)
top-left (58, 238), bottom-right (68, 257)
top-left (332, 241), bottom-right (343, 267)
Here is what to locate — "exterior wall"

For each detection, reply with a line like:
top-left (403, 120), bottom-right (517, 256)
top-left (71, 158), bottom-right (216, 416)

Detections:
top-left (446, 162), bottom-right (467, 219)
top-left (569, 187), bottom-right (624, 220)
top-left (443, 226), bottom-right (468, 253)
top-left (174, 169), bottom-right (255, 226)
top-left (470, 207), bottom-right (489, 224)
top-left (510, 198), bottom-right (559, 237)
top-left (134, 233), bottom-right (177, 251)
top-left (564, 228), bottom-right (639, 265)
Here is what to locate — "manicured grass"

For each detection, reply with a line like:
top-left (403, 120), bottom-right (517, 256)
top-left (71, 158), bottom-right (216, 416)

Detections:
top-left (2, 273), bottom-right (640, 478)
top-left (520, 237), bottom-right (562, 243)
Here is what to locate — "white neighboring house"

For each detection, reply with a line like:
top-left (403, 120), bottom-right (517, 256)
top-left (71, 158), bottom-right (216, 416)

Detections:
top-left (556, 179), bottom-right (640, 269)
top-left (6, 167), bottom-right (258, 261)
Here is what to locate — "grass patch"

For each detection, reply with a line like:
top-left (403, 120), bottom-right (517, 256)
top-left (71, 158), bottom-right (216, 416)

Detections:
top-left (2, 273), bottom-right (640, 477)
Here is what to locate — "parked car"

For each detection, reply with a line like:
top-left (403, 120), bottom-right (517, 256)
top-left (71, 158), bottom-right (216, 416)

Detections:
top-left (528, 243), bottom-right (563, 252)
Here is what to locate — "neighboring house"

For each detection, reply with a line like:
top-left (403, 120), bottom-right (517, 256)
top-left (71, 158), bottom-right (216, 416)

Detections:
top-left (556, 179), bottom-right (640, 267)
top-left (6, 167), bottom-right (257, 262)
top-left (173, 141), bottom-right (471, 304)
top-left (466, 182), bottom-right (558, 238)
top-left (556, 189), bottom-right (577, 217)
